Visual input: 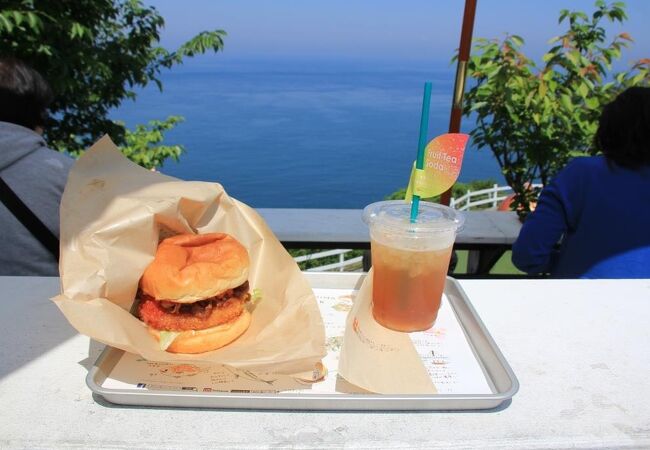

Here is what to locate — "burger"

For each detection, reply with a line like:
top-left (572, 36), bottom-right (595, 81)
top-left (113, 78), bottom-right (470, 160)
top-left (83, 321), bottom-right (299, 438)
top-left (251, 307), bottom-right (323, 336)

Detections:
top-left (137, 233), bottom-right (252, 354)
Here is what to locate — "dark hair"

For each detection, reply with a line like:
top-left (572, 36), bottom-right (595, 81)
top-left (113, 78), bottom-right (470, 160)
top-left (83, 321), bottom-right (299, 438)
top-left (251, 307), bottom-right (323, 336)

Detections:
top-left (0, 57), bottom-right (53, 130)
top-left (595, 86), bottom-right (650, 168)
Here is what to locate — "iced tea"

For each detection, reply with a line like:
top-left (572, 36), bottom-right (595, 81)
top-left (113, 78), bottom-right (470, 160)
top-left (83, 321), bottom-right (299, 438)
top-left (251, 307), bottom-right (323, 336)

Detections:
top-left (362, 200), bottom-right (463, 332)
top-left (371, 239), bottom-right (452, 331)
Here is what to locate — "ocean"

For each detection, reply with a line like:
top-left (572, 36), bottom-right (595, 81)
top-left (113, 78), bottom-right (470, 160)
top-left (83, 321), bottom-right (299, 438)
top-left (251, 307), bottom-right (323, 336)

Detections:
top-left (112, 59), bottom-right (504, 208)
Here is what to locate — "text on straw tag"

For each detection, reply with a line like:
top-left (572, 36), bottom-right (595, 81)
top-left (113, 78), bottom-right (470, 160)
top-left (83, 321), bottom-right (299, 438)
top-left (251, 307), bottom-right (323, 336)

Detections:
top-left (406, 133), bottom-right (469, 201)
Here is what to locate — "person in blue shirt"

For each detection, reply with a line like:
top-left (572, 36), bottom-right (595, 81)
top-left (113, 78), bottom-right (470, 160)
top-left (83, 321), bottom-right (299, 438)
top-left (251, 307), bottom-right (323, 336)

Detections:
top-left (512, 87), bottom-right (650, 278)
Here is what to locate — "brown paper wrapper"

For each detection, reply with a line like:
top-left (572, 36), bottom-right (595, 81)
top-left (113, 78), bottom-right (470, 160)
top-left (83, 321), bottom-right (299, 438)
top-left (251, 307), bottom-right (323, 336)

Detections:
top-left (338, 270), bottom-right (437, 394)
top-left (52, 136), bottom-right (326, 377)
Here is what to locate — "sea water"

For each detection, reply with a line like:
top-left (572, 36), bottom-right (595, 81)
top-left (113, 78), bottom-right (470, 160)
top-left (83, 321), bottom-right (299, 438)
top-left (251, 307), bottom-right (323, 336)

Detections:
top-left (112, 59), bottom-right (504, 208)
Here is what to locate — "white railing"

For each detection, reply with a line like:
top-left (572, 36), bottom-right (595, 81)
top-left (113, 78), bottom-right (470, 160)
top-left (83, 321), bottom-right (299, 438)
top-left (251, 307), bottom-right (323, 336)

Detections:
top-left (450, 184), bottom-right (542, 211)
top-left (295, 184), bottom-right (542, 271)
top-left (293, 249), bottom-right (363, 272)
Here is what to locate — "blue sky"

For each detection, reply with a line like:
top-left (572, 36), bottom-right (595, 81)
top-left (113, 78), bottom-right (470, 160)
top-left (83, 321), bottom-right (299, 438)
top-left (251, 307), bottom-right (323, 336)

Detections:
top-left (149, 0), bottom-right (650, 68)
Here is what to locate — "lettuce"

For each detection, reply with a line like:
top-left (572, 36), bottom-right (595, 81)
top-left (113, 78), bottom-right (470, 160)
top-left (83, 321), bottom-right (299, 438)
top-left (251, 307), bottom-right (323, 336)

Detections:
top-left (252, 288), bottom-right (263, 304)
top-left (158, 331), bottom-right (181, 351)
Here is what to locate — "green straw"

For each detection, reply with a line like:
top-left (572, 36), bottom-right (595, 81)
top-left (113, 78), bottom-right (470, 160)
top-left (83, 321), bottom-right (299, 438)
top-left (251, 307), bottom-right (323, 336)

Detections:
top-left (410, 81), bottom-right (432, 223)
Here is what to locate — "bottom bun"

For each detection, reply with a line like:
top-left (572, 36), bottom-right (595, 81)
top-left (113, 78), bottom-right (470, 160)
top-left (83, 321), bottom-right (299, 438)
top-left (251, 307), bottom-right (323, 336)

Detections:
top-left (149, 309), bottom-right (251, 354)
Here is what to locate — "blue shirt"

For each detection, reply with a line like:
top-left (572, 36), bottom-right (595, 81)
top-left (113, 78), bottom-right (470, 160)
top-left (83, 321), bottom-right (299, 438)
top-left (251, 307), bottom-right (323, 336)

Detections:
top-left (512, 156), bottom-right (650, 278)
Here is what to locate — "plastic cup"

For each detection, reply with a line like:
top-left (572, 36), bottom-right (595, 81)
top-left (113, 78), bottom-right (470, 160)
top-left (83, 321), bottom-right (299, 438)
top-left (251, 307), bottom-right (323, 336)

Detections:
top-left (362, 200), bottom-right (464, 332)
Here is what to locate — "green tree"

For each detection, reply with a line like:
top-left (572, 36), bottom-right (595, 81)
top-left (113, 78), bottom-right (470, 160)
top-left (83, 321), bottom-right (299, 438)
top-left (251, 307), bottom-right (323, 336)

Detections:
top-left (463, 0), bottom-right (649, 217)
top-left (118, 116), bottom-right (185, 170)
top-left (0, 0), bottom-right (225, 167)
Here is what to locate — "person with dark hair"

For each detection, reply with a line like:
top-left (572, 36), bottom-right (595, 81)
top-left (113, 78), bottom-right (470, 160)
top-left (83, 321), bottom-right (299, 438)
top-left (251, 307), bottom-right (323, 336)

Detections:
top-left (512, 86), bottom-right (650, 278)
top-left (0, 57), bottom-right (73, 276)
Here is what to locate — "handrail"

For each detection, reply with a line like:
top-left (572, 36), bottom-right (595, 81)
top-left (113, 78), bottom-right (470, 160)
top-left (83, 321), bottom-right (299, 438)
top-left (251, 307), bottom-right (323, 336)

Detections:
top-left (294, 249), bottom-right (361, 272)
top-left (284, 184), bottom-right (528, 273)
top-left (293, 249), bottom-right (352, 263)
top-left (450, 184), bottom-right (542, 211)
top-left (305, 256), bottom-right (363, 272)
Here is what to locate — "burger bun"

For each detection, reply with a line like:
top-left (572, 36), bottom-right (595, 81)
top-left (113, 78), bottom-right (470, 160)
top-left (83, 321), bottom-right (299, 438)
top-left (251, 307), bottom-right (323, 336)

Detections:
top-left (140, 233), bottom-right (249, 303)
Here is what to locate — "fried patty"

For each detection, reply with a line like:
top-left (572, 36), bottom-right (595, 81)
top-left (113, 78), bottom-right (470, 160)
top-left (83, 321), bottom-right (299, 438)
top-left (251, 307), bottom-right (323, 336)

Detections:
top-left (138, 283), bottom-right (250, 332)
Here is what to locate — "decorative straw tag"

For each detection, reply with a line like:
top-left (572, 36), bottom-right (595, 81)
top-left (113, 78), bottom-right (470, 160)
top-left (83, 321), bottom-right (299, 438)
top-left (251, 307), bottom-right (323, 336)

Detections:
top-left (405, 133), bottom-right (469, 202)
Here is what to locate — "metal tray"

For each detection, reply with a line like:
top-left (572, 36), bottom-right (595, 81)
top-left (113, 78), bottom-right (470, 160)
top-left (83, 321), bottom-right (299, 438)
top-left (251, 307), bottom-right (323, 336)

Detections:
top-left (87, 272), bottom-right (518, 410)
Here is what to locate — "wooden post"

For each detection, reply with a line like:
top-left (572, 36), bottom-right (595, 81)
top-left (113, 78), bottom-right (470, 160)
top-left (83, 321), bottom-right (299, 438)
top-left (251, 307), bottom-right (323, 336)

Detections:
top-left (440, 0), bottom-right (478, 206)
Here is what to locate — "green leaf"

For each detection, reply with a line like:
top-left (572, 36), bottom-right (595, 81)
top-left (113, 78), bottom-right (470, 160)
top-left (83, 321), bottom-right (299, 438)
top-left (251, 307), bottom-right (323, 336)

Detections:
top-left (585, 97), bottom-right (599, 109)
top-left (0, 13), bottom-right (14, 32)
top-left (251, 288), bottom-right (263, 304)
top-left (11, 11), bottom-right (24, 26)
top-left (559, 9), bottom-right (570, 23)
top-left (36, 44), bottom-right (52, 55)
top-left (158, 331), bottom-right (181, 351)
top-left (524, 90), bottom-right (536, 107)
top-left (538, 82), bottom-right (548, 98)
top-left (560, 94), bottom-right (574, 111)
top-left (578, 83), bottom-right (589, 98)
top-left (26, 12), bottom-right (40, 30)
top-left (469, 101), bottom-right (488, 111)
top-left (510, 35), bottom-right (524, 47)
top-left (631, 72), bottom-right (647, 85)
top-left (566, 51), bottom-right (580, 67)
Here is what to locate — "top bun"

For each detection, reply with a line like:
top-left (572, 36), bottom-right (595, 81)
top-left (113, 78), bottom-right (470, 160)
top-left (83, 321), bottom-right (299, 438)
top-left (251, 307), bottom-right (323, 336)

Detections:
top-left (140, 233), bottom-right (249, 303)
